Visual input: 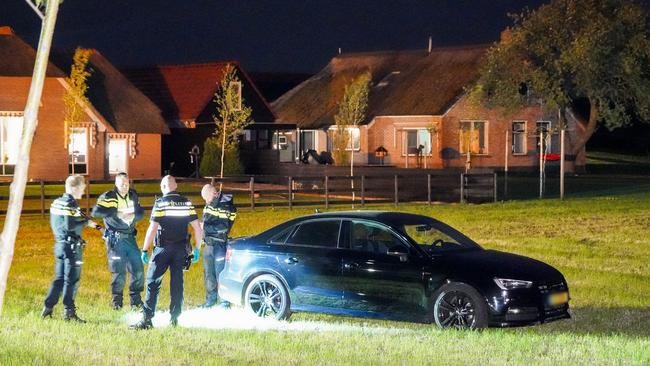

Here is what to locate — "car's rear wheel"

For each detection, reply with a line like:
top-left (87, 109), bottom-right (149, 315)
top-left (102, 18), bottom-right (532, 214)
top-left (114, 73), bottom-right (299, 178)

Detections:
top-left (432, 282), bottom-right (488, 330)
top-left (244, 274), bottom-right (291, 320)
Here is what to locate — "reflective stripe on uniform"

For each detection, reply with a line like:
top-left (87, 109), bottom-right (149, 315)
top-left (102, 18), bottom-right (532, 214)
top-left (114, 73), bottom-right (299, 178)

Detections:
top-left (50, 201), bottom-right (82, 216)
top-left (96, 198), bottom-right (118, 208)
top-left (204, 206), bottom-right (236, 221)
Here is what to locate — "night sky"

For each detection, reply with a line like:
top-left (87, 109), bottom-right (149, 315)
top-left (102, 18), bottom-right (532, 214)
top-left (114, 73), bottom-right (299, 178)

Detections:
top-left (0, 0), bottom-right (634, 73)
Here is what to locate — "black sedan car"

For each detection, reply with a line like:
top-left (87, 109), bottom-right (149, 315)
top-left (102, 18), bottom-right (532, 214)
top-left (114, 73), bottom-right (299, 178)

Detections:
top-left (218, 211), bottom-right (570, 329)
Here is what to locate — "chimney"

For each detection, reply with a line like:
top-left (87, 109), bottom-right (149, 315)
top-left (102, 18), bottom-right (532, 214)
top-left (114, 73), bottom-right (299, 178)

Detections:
top-left (428, 36), bottom-right (432, 54)
top-left (0, 26), bottom-right (15, 36)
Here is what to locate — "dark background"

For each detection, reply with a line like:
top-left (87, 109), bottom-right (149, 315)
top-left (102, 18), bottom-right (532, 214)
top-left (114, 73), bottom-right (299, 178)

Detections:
top-left (2, 0), bottom-right (552, 72)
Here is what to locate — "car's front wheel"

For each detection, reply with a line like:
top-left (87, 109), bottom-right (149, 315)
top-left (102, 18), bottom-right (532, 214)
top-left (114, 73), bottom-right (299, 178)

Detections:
top-left (432, 282), bottom-right (488, 329)
top-left (244, 274), bottom-right (291, 320)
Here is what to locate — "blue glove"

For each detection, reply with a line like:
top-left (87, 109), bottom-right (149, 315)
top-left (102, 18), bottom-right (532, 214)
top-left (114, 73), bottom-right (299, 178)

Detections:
top-left (141, 251), bottom-right (149, 264)
top-left (192, 247), bottom-right (200, 263)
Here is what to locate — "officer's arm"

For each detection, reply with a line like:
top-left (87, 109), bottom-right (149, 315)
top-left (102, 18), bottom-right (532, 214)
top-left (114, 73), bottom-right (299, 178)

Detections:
top-left (92, 192), bottom-right (116, 219)
top-left (142, 221), bottom-right (159, 252)
top-left (190, 219), bottom-right (203, 250)
top-left (132, 191), bottom-right (145, 222)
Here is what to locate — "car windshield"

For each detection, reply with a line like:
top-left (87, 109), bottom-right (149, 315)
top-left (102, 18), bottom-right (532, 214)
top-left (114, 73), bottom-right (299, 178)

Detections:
top-left (395, 216), bottom-right (481, 253)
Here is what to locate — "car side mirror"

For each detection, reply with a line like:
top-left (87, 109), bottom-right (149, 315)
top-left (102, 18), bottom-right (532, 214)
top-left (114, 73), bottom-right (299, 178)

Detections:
top-left (387, 251), bottom-right (409, 263)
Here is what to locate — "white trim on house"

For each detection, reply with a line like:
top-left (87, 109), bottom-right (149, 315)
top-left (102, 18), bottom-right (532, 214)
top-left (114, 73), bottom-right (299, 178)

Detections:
top-left (511, 120), bottom-right (527, 155)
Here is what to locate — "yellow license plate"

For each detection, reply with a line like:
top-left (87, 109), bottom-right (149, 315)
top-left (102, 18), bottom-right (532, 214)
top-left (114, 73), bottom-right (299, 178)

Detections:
top-left (548, 292), bottom-right (569, 306)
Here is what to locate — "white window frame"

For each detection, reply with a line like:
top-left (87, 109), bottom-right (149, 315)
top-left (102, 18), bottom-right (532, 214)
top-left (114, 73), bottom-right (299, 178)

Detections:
top-left (0, 113), bottom-right (23, 176)
top-left (511, 121), bottom-right (527, 155)
top-left (459, 120), bottom-right (489, 155)
top-left (536, 121), bottom-right (552, 153)
top-left (401, 128), bottom-right (432, 157)
top-left (107, 136), bottom-right (129, 175)
top-left (68, 127), bottom-right (89, 175)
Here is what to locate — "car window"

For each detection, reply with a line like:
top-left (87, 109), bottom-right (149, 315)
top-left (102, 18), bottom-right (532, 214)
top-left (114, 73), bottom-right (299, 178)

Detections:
top-left (403, 224), bottom-right (463, 252)
top-left (350, 221), bottom-right (408, 254)
top-left (268, 226), bottom-right (293, 244)
top-left (286, 220), bottom-right (341, 248)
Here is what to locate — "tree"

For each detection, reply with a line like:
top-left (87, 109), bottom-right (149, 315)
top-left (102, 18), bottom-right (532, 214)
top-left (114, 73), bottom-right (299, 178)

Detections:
top-left (199, 137), bottom-right (244, 177)
top-left (470, 0), bottom-right (650, 159)
top-left (62, 47), bottom-right (93, 150)
top-left (333, 71), bottom-right (371, 203)
top-left (205, 64), bottom-right (251, 184)
top-left (0, 0), bottom-right (62, 316)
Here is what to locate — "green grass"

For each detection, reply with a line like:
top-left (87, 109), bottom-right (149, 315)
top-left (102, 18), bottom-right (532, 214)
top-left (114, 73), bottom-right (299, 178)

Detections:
top-left (1, 182), bottom-right (650, 364)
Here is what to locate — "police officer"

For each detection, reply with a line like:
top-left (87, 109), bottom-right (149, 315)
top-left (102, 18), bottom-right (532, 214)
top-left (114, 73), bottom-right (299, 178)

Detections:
top-left (130, 175), bottom-right (202, 329)
top-left (41, 175), bottom-right (100, 322)
top-left (199, 184), bottom-right (237, 308)
top-left (91, 172), bottom-right (144, 310)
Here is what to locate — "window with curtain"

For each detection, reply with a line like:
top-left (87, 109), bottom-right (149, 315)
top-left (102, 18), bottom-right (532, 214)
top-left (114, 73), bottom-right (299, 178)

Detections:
top-left (68, 127), bottom-right (88, 174)
top-left (402, 129), bottom-right (431, 156)
top-left (459, 121), bottom-right (487, 154)
top-left (512, 121), bottom-right (526, 155)
top-left (0, 115), bottom-right (23, 175)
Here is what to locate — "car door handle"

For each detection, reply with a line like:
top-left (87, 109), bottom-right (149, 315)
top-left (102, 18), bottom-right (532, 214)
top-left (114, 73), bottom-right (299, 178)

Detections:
top-left (343, 262), bottom-right (359, 270)
top-left (284, 257), bottom-right (299, 264)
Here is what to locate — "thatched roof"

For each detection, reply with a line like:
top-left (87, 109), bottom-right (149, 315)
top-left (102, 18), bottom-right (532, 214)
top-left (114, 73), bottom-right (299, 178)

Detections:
top-left (272, 45), bottom-right (489, 129)
top-left (52, 49), bottom-right (169, 134)
top-left (0, 26), bottom-right (64, 77)
top-left (123, 62), bottom-right (276, 128)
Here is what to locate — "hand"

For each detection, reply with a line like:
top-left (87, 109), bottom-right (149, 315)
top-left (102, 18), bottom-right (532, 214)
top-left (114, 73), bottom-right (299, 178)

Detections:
top-left (88, 221), bottom-right (98, 229)
top-left (192, 247), bottom-right (200, 263)
top-left (141, 250), bottom-right (149, 264)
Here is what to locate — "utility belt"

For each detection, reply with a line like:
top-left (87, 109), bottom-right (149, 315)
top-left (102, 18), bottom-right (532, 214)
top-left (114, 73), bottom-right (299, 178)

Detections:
top-left (104, 230), bottom-right (136, 249)
top-left (56, 236), bottom-right (86, 252)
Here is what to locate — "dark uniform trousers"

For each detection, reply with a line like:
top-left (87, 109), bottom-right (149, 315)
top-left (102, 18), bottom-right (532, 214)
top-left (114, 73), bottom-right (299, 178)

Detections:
top-left (106, 232), bottom-right (144, 306)
top-left (44, 241), bottom-right (83, 309)
top-left (143, 244), bottom-right (186, 319)
top-left (202, 236), bottom-right (227, 304)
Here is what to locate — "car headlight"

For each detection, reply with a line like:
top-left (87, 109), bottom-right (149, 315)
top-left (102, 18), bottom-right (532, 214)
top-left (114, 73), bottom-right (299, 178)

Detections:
top-left (493, 277), bottom-right (533, 290)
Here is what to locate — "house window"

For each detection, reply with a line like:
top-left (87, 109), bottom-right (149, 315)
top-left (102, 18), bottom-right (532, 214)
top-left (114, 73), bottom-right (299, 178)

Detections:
top-left (512, 121), bottom-right (526, 155)
top-left (108, 137), bottom-right (128, 175)
top-left (536, 121), bottom-right (552, 153)
top-left (459, 121), bottom-right (488, 155)
top-left (328, 127), bottom-right (360, 151)
top-left (300, 130), bottom-right (315, 153)
top-left (0, 115), bottom-right (23, 175)
top-left (68, 127), bottom-right (88, 174)
top-left (402, 129), bottom-right (431, 156)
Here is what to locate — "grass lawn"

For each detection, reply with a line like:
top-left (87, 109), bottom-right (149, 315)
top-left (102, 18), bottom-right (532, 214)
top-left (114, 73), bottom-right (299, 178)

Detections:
top-left (1, 189), bottom-right (650, 364)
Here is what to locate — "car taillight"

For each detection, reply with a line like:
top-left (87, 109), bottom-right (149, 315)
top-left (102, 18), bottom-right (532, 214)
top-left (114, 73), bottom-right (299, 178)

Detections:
top-left (225, 247), bottom-right (233, 263)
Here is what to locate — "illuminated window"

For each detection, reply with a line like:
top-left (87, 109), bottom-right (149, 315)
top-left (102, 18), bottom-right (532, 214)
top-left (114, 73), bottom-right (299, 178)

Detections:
top-left (512, 121), bottom-right (526, 155)
top-left (403, 129), bottom-right (431, 156)
top-left (328, 127), bottom-right (360, 151)
top-left (108, 137), bottom-right (128, 175)
top-left (459, 121), bottom-right (488, 155)
top-left (0, 115), bottom-right (23, 175)
top-left (68, 127), bottom-right (88, 174)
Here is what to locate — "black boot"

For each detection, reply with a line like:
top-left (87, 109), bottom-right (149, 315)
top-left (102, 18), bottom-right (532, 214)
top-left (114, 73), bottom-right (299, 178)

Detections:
top-left (129, 316), bottom-right (153, 330)
top-left (40, 306), bottom-right (53, 319)
top-left (63, 307), bottom-right (86, 323)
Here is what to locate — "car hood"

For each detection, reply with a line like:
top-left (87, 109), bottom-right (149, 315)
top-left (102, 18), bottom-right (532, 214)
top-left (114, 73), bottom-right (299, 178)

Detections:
top-left (436, 249), bottom-right (564, 283)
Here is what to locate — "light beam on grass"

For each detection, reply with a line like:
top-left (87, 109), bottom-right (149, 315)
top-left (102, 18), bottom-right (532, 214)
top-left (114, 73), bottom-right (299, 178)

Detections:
top-left (124, 307), bottom-right (405, 333)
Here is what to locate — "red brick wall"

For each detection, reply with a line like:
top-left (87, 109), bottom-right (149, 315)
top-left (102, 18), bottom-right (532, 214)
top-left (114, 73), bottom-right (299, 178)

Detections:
top-left (129, 134), bottom-right (161, 179)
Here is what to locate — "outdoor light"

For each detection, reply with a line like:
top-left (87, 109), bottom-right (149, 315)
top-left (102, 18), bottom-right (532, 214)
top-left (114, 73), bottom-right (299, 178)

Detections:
top-left (493, 278), bottom-right (533, 290)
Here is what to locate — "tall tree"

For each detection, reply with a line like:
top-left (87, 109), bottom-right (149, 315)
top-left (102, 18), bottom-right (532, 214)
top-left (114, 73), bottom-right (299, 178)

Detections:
top-left (0, 0), bottom-right (62, 315)
top-left (470, 0), bottom-right (650, 158)
top-left (334, 71), bottom-right (371, 202)
top-left (200, 64), bottom-right (251, 181)
top-left (62, 47), bottom-right (92, 149)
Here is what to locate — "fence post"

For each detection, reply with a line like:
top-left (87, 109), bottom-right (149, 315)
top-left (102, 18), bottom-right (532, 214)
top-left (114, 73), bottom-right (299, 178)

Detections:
top-left (493, 173), bottom-right (498, 203)
top-left (86, 181), bottom-right (90, 214)
top-left (288, 176), bottom-right (293, 210)
top-left (427, 174), bottom-right (431, 205)
top-left (249, 176), bottom-right (255, 210)
top-left (361, 175), bottom-right (365, 206)
top-left (394, 174), bottom-right (399, 206)
top-left (325, 176), bottom-right (329, 209)
top-left (210, 177), bottom-right (215, 186)
top-left (40, 180), bottom-right (45, 218)
top-left (460, 173), bottom-right (465, 203)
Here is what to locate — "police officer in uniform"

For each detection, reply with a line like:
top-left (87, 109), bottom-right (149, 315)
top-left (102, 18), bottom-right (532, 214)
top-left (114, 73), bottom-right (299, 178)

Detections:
top-left (199, 184), bottom-right (237, 308)
top-left (41, 175), bottom-right (100, 322)
top-left (130, 175), bottom-right (202, 329)
top-left (92, 172), bottom-right (144, 310)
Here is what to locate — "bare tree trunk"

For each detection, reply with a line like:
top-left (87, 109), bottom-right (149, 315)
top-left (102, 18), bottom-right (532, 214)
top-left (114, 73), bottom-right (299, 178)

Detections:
top-left (0, 0), bottom-right (60, 316)
top-left (570, 100), bottom-right (599, 156)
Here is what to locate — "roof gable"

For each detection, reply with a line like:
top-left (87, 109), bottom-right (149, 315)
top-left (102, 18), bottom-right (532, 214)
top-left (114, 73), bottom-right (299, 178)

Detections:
top-left (124, 62), bottom-right (276, 127)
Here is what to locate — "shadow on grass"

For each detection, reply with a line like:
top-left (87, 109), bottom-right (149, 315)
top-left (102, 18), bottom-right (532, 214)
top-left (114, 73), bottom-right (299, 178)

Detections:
top-left (527, 306), bottom-right (650, 338)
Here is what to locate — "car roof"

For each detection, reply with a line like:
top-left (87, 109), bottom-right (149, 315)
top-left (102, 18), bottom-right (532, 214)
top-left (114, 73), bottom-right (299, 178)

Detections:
top-left (298, 211), bottom-right (432, 225)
